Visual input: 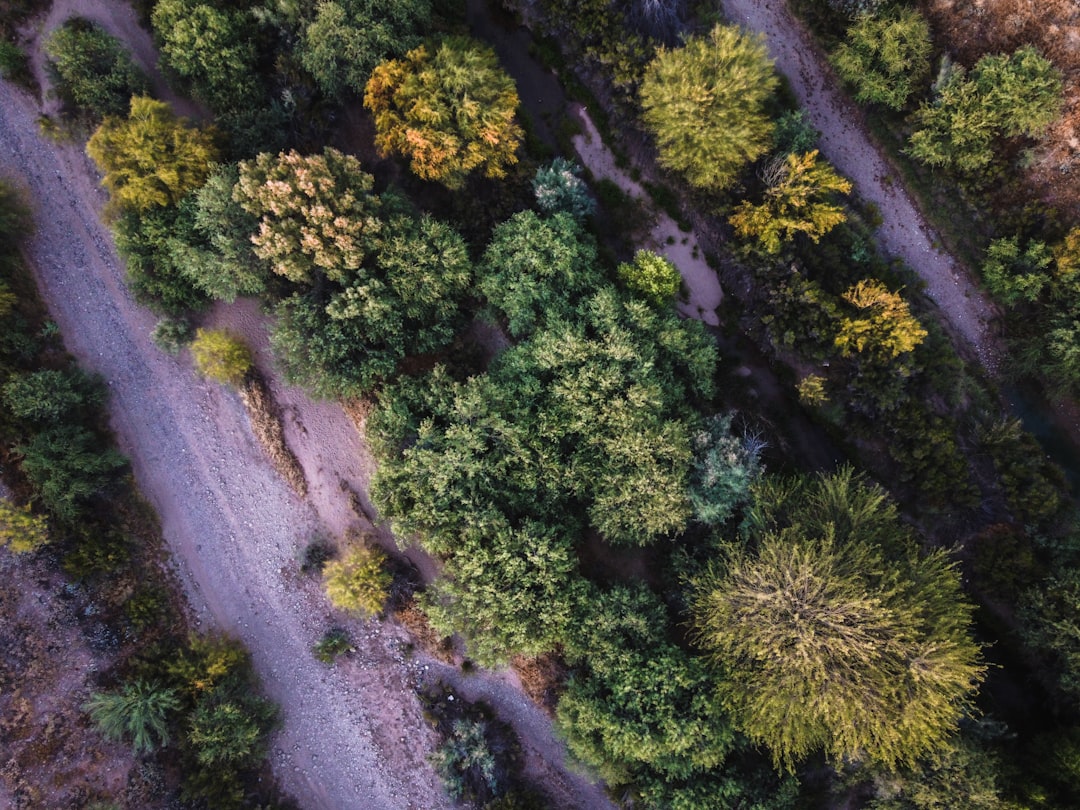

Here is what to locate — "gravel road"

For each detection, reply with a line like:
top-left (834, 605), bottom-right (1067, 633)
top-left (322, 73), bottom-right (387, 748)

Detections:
top-left (718, 0), bottom-right (1002, 371)
top-left (0, 55), bottom-right (612, 810)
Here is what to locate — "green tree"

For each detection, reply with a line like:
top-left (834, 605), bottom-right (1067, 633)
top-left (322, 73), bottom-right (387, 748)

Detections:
top-left (729, 151), bottom-right (852, 253)
top-left (2, 367), bottom-right (104, 425)
top-left (687, 414), bottom-right (763, 527)
top-left (640, 24), bottom-right (777, 190)
top-left (0, 498), bottom-right (50, 553)
top-left (86, 97), bottom-right (219, 212)
top-left (364, 36), bottom-right (523, 189)
top-left (430, 718), bottom-right (501, 803)
top-left (423, 518), bottom-right (580, 666)
top-left (84, 680), bottom-right (180, 754)
top-left (186, 692), bottom-right (274, 767)
top-left (834, 279), bottom-right (928, 360)
top-left (323, 543), bottom-right (391, 616)
top-left (692, 469), bottom-right (985, 772)
top-left (17, 425), bottom-right (127, 523)
top-left (151, 0), bottom-right (259, 111)
top-left (981, 235), bottom-right (1055, 306)
top-left (830, 8), bottom-right (932, 110)
top-left (190, 328), bottom-right (252, 386)
top-left (113, 205), bottom-right (211, 313)
top-left (44, 18), bottom-right (149, 121)
top-left (298, 0), bottom-right (430, 98)
top-left (616, 249), bottom-right (681, 306)
top-left (909, 47), bottom-right (1063, 177)
top-left (532, 157), bottom-right (595, 220)
top-left (479, 210), bottom-right (601, 337)
top-left (233, 147), bottom-right (383, 285)
top-left (1022, 567), bottom-right (1080, 705)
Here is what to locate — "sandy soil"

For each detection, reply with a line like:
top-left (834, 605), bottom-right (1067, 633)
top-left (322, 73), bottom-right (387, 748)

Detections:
top-left (717, 0), bottom-right (1002, 371)
top-left (571, 105), bottom-right (724, 325)
top-left (0, 5), bottom-right (616, 807)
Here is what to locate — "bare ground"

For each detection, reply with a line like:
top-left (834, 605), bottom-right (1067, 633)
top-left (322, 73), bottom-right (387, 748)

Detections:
top-left (0, 4), bottom-right (615, 807)
top-left (718, 0), bottom-right (1003, 372)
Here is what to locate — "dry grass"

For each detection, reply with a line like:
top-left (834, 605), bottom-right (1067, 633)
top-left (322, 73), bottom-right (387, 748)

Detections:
top-left (239, 373), bottom-right (308, 497)
top-left (341, 397), bottom-right (374, 437)
top-left (510, 651), bottom-right (568, 716)
top-left (393, 597), bottom-right (457, 664)
top-left (921, 0), bottom-right (1080, 214)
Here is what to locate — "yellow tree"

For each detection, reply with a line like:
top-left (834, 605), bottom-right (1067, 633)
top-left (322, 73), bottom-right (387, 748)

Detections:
top-left (86, 96), bottom-right (219, 212)
top-left (190, 328), bottom-right (253, 387)
top-left (729, 150), bottom-right (852, 254)
top-left (323, 543), bottom-right (391, 617)
top-left (0, 498), bottom-right (50, 553)
top-left (835, 279), bottom-right (928, 359)
top-left (364, 36), bottom-right (523, 189)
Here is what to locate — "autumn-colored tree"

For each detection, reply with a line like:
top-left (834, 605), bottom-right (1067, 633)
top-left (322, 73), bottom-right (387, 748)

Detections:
top-left (364, 37), bottom-right (523, 189)
top-left (233, 148), bottom-right (383, 285)
top-left (0, 498), bottom-right (50, 553)
top-left (86, 97), bottom-right (219, 212)
top-left (692, 469), bottom-right (985, 772)
top-left (830, 7), bottom-right (932, 110)
top-left (323, 543), bottom-right (392, 616)
top-left (190, 328), bottom-right (253, 386)
top-left (640, 24), bottom-right (777, 190)
top-left (729, 151), bottom-right (852, 253)
top-left (835, 280), bottom-right (927, 359)
top-left (616, 249), bottom-right (681, 306)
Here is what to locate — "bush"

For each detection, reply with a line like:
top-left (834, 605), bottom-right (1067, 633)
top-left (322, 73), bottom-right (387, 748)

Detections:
top-left (83, 679), bottom-right (180, 754)
top-left (532, 157), bottom-right (595, 220)
top-left (189, 328), bottom-right (252, 386)
top-left (2, 367), bottom-right (104, 425)
top-left (313, 627), bottom-right (353, 663)
top-left (616, 249), bottom-right (681, 305)
top-left (0, 498), bottom-right (50, 553)
top-left (323, 542), bottom-right (391, 616)
top-left (150, 316), bottom-right (193, 355)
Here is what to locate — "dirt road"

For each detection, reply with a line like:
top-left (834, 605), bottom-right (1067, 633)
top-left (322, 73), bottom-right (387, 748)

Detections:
top-left (718, 0), bottom-right (1001, 371)
top-left (0, 54), bottom-right (612, 810)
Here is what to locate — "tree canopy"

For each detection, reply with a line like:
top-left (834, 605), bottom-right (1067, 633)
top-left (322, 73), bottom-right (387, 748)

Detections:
top-left (364, 36), bottom-right (523, 189)
top-left (830, 7), bottom-right (932, 110)
top-left (86, 97), bottom-right (219, 212)
top-left (640, 24), bottom-right (777, 190)
top-left (691, 469), bottom-right (985, 771)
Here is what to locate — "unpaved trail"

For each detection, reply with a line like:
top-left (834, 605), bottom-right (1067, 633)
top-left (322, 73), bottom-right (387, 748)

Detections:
top-left (0, 20), bottom-right (614, 810)
top-left (718, 0), bottom-right (1001, 371)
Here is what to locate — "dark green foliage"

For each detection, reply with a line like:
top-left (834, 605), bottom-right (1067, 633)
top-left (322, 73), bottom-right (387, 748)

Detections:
top-left (16, 424), bottom-right (127, 523)
top-left (772, 109), bottom-right (819, 156)
top-left (44, 18), bottom-right (149, 122)
top-left (1022, 567), bottom-right (1080, 707)
top-left (150, 315), bottom-right (193, 355)
top-left (83, 679), bottom-right (180, 754)
top-left (422, 518), bottom-right (581, 666)
top-left (977, 418), bottom-right (1064, 526)
top-left (297, 0), bottom-right (431, 98)
top-left (0, 40), bottom-right (30, 84)
top-left (431, 718), bottom-right (503, 802)
top-left (479, 210), bottom-right (602, 338)
top-left (981, 235), bottom-right (1055, 307)
top-left (113, 206), bottom-right (212, 314)
top-left (2, 367), bottom-right (104, 425)
top-left (313, 627), bottom-right (353, 663)
top-left (909, 47), bottom-right (1063, 178)
top-left (186, 689), bottom-right (276, 767)
top-left (830, 7), bottom-right (931, 110)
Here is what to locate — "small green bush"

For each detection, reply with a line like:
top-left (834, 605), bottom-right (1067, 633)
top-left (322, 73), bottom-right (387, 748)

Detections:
top-left (323, 542), bottom-right (391, 617)
top-left (190, 328), bottom-right (252, 387)
top-left (150, 316), bottom-right (193, 355)
top-left (313, 627), bottom-right (353, 663)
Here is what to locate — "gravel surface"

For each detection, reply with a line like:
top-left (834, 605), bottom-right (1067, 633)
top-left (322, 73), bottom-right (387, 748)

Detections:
top-left (0, 11), bottom-right (615, 806)
top-left (719, 0), bottom-right (1003, 372)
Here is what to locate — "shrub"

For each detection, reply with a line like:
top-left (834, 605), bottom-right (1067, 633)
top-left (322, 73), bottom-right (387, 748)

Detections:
top-left (150, 316), bottom-right (193, 355)
top-left (0, 498), bottom-right (50, 553)
top-left (616, 249), bottom-right (681, 305)
top-left (189, 328), bottom-right (252, 386)
top-left (313, 627), bottom-right (354, 663)
top-left (84, 679), bottom-right (180, 754)
top-left (2, 367), bottom-right (104, 424)
top-left (323, 542), bottom-right (391, 616)
top-left (532, 157), bottom-right (595, 220)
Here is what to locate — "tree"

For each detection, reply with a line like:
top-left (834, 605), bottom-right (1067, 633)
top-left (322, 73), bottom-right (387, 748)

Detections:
top-left (729, 150), bottom-right (852, 253)
top-left (423, 519), bottom-right (580, 666)
top-left (834, 280), bottom-right (927, 360)
top-left (233, 147), bottom-right (383, 285)
top-left (2, 367), bottom-right (104, 425)
top-left (323, 543), bottom-right (391, 616)
top-left (186, 692), bottom-right (273, 767)
top-left (430, 718), bottom-right (501, 803)
top-left (84, 680), bottom-right (180, 754)
top-left (532, 157), bottom-right (595, 220)
top-left (830, 8), bottom-right (932, 110)
top-left (479, 210), bottom-right (601, 337)
top-left (190, 328), bottom-right (252, 386)
top-left (687, 414), bottom-right (764, 527)
top-left (0, 498), bottom-right (50, 553)
top-left (1022, 567), bottom-right (1080, 706)
top-left (151, 0), bottom-right (259, 111)
top-left (616, 249), bottom-right (681, 306)
top-left (86, 97), bottom-right (219, 212)
top-left (909, 47), bottom-right (1063, 177)
top-left (298, 0), bottom-right (430, 98)
top-left (981, 235), bottom-right (1055, 306)
top-left (640, 24), bottom-right (777, 190)
top-left (691, 469), bottom-right (985, 771)
top-left (44, 18), bottom-right (148, 121)
top-left (364, 36), bottom-right (523, 189)
top-left (16, 425), bottom-right (127, 523)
